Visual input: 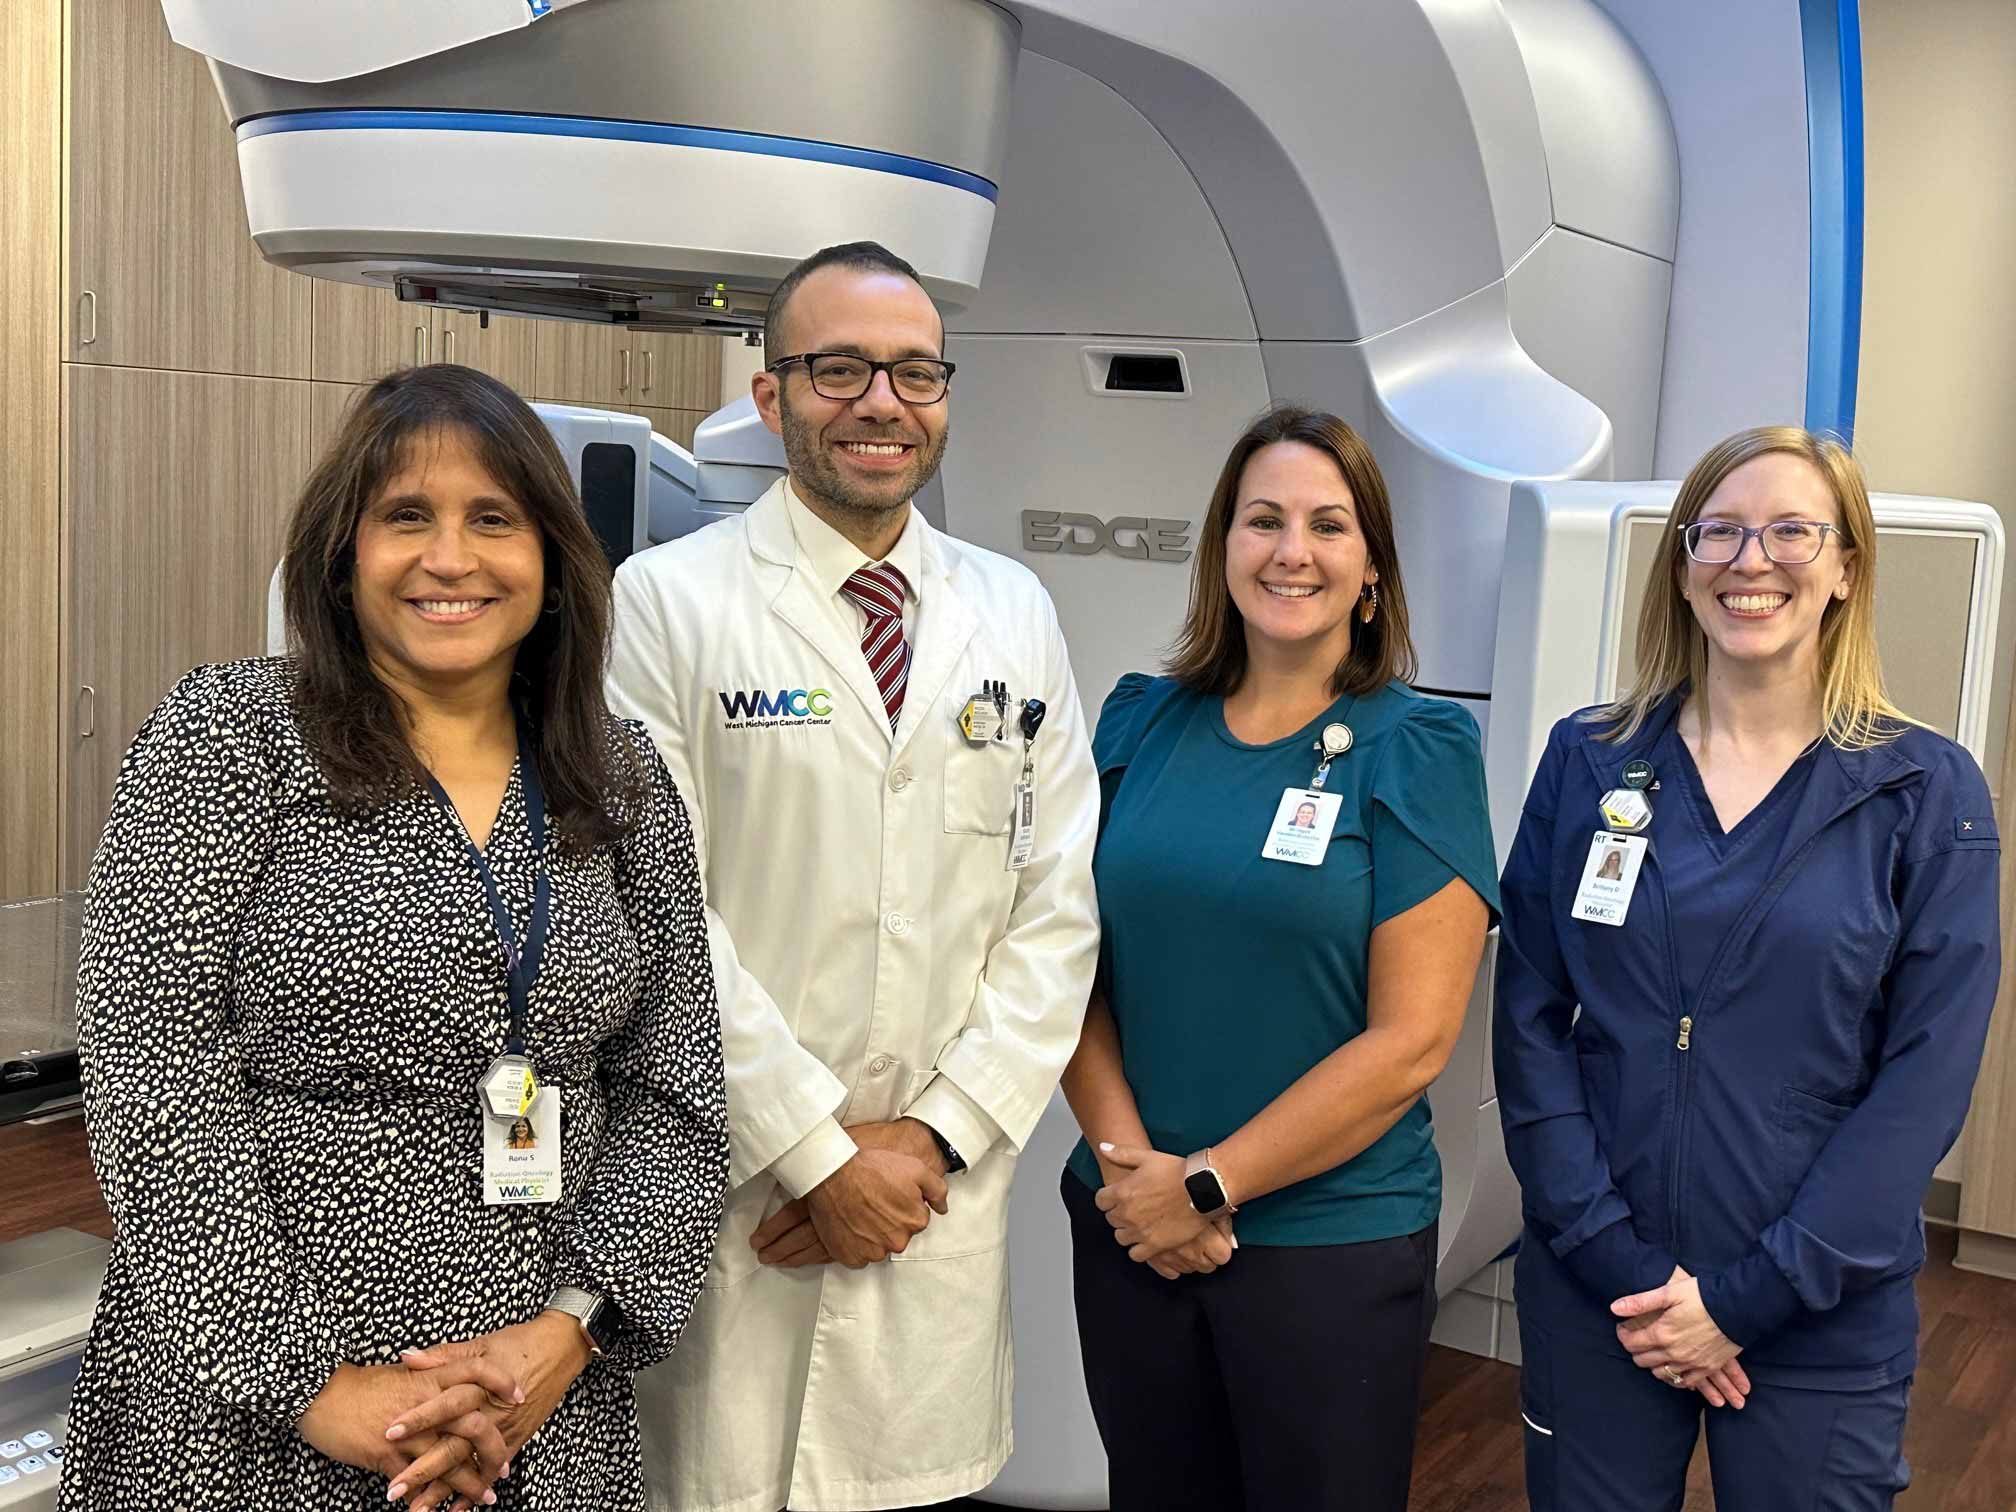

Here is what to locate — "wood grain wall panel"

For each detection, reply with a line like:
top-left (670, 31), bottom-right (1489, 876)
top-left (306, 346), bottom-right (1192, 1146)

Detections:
top-left (0, 0), bottom-right (64, 901)
top-left (1961, 711), bottom-right (2016, 1241)
top-left (65, 0), bottom-right (309, 377)
top-left (533, 321), bottom-right (628, 408)
top-left (437, 309), bottom-right (540, 397)
top-left (60, 367), bottom-right (313, 888)
top-left (307, 381), bottom-right (366, 461)
top-left (633, 332), bottom-right (722, 411)
top-left (311, 280), bottom-right (420, 386)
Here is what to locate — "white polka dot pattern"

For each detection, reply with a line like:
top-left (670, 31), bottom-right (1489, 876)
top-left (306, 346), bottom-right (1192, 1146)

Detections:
top-left (57, 658), bottom-right (727, 1510)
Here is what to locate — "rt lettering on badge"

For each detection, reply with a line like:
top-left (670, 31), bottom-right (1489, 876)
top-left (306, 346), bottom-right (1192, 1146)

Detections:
top-left (1572, 832), bottom-right (1648, 926)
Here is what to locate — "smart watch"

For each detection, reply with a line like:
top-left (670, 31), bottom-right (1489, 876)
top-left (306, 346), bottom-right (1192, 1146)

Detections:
top-left (1182, 1149), bottom-right (1236, 1220)
top-left (546, 1286), bottom-right (620, 1357)
top-left (925, 1122), bottom-right (968, 1175)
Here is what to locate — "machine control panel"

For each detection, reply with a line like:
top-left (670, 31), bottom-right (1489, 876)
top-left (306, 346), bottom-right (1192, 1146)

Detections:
top-left (0, 1355), bottom-right (77, 1510)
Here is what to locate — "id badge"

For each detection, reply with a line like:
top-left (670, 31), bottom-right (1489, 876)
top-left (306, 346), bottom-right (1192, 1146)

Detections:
top-left (1261, 788), bottom-right (1344, 867)
top-left (483, 1086), bottom-right (562, 1206)
top-left (1572, 831), bottom-right (1648, 927)
top-left (1006, 778), bottom-right (1037, 871)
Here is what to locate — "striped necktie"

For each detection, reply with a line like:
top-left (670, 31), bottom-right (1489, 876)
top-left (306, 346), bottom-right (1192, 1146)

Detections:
top-left (840, 562), bottom-right (911, 731)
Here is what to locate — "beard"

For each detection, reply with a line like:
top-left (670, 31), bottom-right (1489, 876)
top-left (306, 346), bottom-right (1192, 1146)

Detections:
top-left (779, 390), bottom-right (951, 524)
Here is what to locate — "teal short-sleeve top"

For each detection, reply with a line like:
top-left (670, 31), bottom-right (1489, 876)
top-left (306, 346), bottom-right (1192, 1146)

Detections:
top-left (1065, 673), bottom-right (1502, 1247)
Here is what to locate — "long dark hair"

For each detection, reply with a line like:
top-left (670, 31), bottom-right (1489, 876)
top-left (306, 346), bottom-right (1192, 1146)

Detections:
top-left (282, 364), bottom-right (644, 854)
top-left (1167, 404), bottom-right (1418, 697)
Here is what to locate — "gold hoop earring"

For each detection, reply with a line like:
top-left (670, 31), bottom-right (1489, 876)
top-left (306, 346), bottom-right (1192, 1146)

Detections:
top-left (1359, 581), bottom-right (1379, 625)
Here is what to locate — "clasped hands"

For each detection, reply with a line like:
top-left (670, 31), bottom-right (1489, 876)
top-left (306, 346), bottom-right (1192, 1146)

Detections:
top-left (751, 1118), bottom-right (951, 1269)
top-left (296, 1310), bottom-right (591, 1510)
top-left (1094, 1143), bottom-right (1236, 1281)
top-left (1612, 1265), bottom-right (1751, 1410)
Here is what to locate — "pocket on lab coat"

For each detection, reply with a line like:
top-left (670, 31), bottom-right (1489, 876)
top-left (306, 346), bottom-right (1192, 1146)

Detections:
top-left (944, 735), bottom-right (1024, 835)
top-left (892, 1151), bottom-right (1014, 1261)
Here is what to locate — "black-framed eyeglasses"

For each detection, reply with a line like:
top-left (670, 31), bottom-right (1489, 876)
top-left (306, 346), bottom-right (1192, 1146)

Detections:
top-left (1678, 519), bottom-right (1846, 565)
top-left (766, 351), bottom-right (957, 405)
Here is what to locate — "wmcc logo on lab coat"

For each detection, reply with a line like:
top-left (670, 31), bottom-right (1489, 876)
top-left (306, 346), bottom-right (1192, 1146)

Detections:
top-left (717, 686), bottom-right (835, 730)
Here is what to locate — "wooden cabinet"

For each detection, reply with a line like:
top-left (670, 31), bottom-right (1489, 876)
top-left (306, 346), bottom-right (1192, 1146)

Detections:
top-left (309, 282), bottom-right (538, 394)
top-left (435, 308), bottom-right (538, 393)
top-left (307, 381), bottom-right (366, 458)
top-left (607, 403), bottom-right (708, 450)
top-left (60, 367), bottom-right (313, 886)
top-left (532, 321), bottom-right (626, 407)
top-left (309, 282), bottom-right (417, 388)
top-left (1, 0), bottom-right (63, 899)
top-left (65, 0), bottom-right (310, 377)
top-left (633, 330), bottom-right (721, 410)
top-left (532, 323), bottom-right (720, 411)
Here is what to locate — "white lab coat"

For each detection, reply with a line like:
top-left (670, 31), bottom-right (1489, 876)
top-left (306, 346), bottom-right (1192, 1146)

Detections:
top-left (609, 480), bottom-right (1101, 1512)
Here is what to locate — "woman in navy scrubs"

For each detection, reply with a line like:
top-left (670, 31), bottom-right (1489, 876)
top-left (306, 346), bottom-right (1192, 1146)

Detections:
top-left (1060, 405), bottom-right (1499, 1511)
top-left (1496, 426), bottom-right (2000, 1510)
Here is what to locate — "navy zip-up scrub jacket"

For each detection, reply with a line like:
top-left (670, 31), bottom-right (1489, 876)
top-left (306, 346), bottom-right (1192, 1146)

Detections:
top-left (1495, 695), bottom-right (2000, 1386)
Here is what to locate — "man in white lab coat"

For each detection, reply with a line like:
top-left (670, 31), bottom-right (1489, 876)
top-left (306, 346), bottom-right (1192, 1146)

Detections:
top-left (611, 242), bottom-right (1101, 1512)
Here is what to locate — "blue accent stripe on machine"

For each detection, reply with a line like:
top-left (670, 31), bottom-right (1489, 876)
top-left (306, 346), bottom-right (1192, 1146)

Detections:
top-left (1800, 0), bottom-right (1864, 442)
top-left (236, 110), bottom-right (999, 203)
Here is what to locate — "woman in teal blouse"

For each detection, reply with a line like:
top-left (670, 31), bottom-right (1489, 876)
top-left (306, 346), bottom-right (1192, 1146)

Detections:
top-left (1060, 405), bottom-right (1499, 1512)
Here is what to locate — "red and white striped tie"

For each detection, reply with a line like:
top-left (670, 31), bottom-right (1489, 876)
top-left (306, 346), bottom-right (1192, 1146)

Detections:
top-left (840, 562), bottom-right (911, 731)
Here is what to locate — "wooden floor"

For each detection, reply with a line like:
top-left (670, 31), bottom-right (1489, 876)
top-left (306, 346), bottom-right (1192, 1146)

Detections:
top-left (9, 1111), bottom-right (2014, 1508)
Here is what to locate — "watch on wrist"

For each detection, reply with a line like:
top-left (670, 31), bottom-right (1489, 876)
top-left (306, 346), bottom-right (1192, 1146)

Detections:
top-left (924, 1122), bottom-right (967, 1175)
top-left (546, 1286), bottom-right (619, 1357)
top-left (1183, 1148), bottom-right (1236, 1220)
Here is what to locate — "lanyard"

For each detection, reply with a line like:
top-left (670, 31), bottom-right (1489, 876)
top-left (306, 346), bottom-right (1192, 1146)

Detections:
top-left (424, 720), bottom-right (550, 1057)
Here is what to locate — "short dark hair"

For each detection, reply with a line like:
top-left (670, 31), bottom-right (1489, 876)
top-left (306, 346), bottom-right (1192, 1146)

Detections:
top-left (763, 241), bottom-right (935, 359)
top-left (1166, 404), bottom-right (1418, 698)
top-left (281, 364), bottom-right (645, 855)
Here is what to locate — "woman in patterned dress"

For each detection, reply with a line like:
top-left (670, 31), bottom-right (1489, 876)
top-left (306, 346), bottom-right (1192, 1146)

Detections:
top-left (60, 365), bottom-right (728, 1512)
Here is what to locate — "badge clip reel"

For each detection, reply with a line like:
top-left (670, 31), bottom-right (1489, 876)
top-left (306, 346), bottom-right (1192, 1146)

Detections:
top-left (1006, 698), bottom-right (1047, 872)
top-left (1309, 722), bottom-right (1353, 792)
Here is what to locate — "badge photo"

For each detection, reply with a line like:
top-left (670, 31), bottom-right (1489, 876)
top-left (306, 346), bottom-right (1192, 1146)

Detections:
top-left (1572, 831), bottom-right (1648, 927)
top-left (1261, 788), bottom-right (1344, 867)
top-left (484, 1087), bottom-right (563, 1206)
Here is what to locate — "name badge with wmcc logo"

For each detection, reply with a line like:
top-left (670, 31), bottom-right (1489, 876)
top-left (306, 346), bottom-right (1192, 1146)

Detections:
top-left (484, 1087), bottom-right (561, 1206)
top-left (1572, 832), bottom-right (1647, 927)
top-left (717, 685), bottom-right (837, 731)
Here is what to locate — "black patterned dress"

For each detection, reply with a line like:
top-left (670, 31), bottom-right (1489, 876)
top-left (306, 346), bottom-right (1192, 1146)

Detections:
top-left (57, 659), bottom-right (727, 1511)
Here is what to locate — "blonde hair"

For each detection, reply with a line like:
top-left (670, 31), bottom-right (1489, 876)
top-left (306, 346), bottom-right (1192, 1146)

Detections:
top-left (1590, 426), bottom-right (1914, 749)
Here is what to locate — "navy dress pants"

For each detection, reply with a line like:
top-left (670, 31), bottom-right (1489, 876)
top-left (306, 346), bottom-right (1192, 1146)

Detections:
top-left (1518, 1314), bottom-right (1912, 1511)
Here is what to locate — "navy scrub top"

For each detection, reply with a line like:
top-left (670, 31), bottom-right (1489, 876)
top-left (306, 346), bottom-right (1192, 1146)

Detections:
top-left (1066, 673), bottom-right (1501, 1248)
top-left (1495, 694), bottom-right (2001, 1388)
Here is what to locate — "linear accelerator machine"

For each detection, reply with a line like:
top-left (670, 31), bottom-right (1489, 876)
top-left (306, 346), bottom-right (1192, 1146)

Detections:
top-left (0, 1), bottom-right (1992, 1508)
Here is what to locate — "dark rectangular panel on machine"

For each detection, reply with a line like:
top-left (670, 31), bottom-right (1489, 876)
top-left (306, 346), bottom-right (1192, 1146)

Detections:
top-left (581, 442), bottom-right (641, 571)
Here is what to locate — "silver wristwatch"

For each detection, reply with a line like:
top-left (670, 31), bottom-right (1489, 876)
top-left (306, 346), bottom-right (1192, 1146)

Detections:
top-left (546, 1285), bottom-right (612, 1357)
